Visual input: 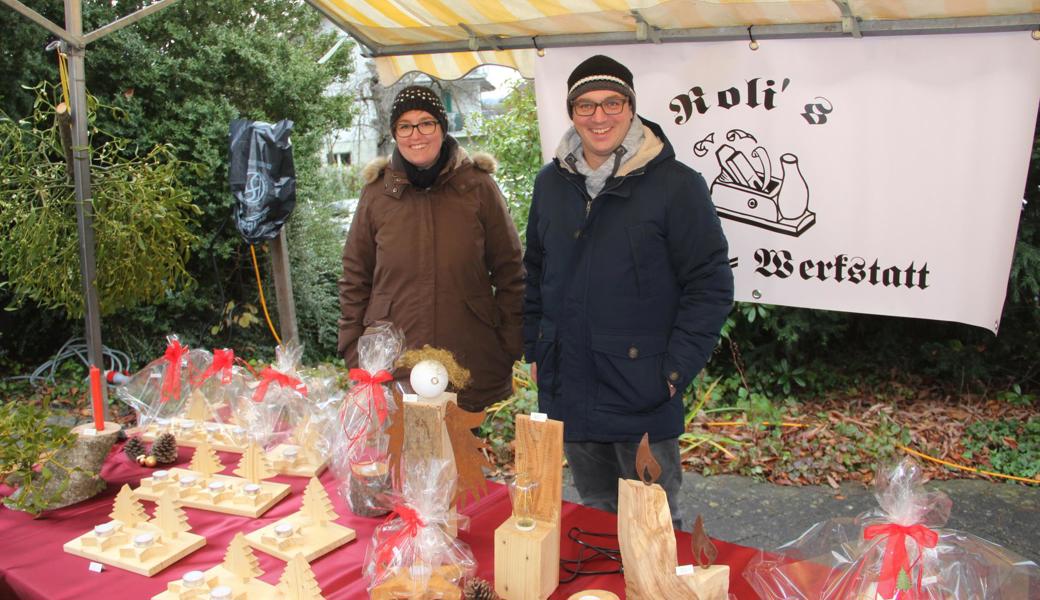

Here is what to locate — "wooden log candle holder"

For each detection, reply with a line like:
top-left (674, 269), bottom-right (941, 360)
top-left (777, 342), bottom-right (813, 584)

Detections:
top-left (494, 414), bottom-right (564, 600)
top-left (616, 435), bottom-right (729, 600)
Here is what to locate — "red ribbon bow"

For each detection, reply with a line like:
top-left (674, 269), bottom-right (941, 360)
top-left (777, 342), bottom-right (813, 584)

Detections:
top-left (375, 503), bottom-right (425, 575)
top-left (863, 522), bottom-right (939, 599)
top-left (160, 339), bottom-right (189, 403)
top-left (252, 367), bottom-right (308, 402)
top-left (349, 368), bottom-right (393, 425)
top-left (193, 348), bottom-right (235, 386)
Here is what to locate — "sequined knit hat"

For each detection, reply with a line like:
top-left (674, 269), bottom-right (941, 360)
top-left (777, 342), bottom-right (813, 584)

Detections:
top-left (390, 85), bottom-right (449, 135)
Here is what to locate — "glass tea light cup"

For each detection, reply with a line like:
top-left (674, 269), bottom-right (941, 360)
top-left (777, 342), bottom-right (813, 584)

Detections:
top-left (509, 473), bottom-right (539, 531)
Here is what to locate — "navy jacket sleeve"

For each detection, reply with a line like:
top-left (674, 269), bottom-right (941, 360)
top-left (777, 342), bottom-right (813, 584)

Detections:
top-left (662, 169), bottom-right (734, 393)
top-left (522, 171), bottom-right (547, 362)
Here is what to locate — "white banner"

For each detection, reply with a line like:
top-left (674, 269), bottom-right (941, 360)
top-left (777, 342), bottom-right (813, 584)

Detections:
top-left (533, 33), bottom-right (1040, 332)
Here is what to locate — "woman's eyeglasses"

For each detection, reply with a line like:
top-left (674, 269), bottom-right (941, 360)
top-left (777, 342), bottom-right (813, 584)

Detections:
top-left (395, 120), bottom-right (439, 137)
top-left (571, 97), bottom-right (628, 117)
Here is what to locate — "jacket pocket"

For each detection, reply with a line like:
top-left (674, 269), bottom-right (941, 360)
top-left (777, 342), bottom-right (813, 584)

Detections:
top-left (363, 294), bottom-right (392, 326)
top-left (465, 295), bottom-right (501, 328)
top-left (531, 321), bottom-right (560, 397)
top-left (590, 330), bottom-right (669, 415)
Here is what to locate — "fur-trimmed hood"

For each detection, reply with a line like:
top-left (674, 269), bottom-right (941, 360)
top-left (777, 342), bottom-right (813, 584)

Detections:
top-left (361, 145), bottom-right (497, 185)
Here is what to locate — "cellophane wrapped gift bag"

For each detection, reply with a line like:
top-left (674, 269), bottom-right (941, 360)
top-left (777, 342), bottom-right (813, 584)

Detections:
top-left (117, 335), bottom-right (206, 430)
top-left (233, 343), bottom-right (308, 450)
top-left (186, 347), bottom-right (253, 423)
top-left (745, 458), bottom-right (1039, 600)
top-left (289, 362), bottom-right (347, 466)
top-left (364, 458), bottom-right (476, 597)
top-left (331, 322), bottom-right (404, 517)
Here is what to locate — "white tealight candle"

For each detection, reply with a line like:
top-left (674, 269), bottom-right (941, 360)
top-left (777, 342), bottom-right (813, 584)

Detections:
top-left (152, 469), bottom-right (169, 481)
top-left (274, 523), bottom-right (294, 538)
top-left (181, 570), bottom-right (205, 588)
top-left (207, 481), bottom-right (226, 493)
top-left (133, 533), bottom-right (154, 548)
top-left (209, 586), bottom-right (232, 599)
top-left (93, 522), bottom-right (115, 537)
top-left (179, 474), bottom-right (198, 487)
top-left (282, 446), bottom-right (299, 459)
top-left (205, 423), bottom-right (221, 433)
top-left (180, 419), bottom-right (196, 430)
top-left (156, 417), bottom-right (171, 428)
top-left (242, 483), bottom-right (261, 496)
top-left (232, 426), bottom-right (246, 437)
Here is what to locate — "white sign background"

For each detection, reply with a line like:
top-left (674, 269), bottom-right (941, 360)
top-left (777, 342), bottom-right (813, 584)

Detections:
top-left (533, 34), bottom-right (1040, 332)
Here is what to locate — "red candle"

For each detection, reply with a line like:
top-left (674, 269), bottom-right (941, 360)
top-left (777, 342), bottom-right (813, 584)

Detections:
top-left (89, 366), bottom-right (105, 432)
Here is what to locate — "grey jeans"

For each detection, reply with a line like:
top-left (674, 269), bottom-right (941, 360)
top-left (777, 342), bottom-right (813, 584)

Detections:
top-left (564, 437), bottom-right (683, 530)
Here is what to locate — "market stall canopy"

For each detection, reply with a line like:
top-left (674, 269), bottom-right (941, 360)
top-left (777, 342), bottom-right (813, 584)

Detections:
top-left (305, 0), bottom-right (1040, 83)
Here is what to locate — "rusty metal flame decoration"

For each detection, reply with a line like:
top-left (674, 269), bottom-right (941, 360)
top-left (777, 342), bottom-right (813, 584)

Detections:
top-left (635, 433), bottom-right (662, 485)
top-left (690, 514), bottom-right (719, 568)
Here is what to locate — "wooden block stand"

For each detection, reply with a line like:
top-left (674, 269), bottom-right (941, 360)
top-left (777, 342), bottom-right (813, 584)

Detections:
top-left (153, 534), bottom-right (275, 599)
top-left (617, 479), bottom-right (729, 600)
top-left (267, 443), bottom-right (329, 478)
top-left (403, 391), bottom-right (458, 537)
top-left (494, 415), bottom-right (564, 600)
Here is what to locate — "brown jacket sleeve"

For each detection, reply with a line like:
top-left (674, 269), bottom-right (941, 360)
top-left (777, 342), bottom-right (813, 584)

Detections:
top-left (480, 176), bottom-right (525, 361)
top-left (338, 191), bottom-right (376, 367)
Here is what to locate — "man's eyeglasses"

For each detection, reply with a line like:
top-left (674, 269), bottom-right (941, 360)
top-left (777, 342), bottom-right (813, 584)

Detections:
top-left (395, 120), bottom-right (439, 137)
top-left (571, 97), bottom-right (628, 117)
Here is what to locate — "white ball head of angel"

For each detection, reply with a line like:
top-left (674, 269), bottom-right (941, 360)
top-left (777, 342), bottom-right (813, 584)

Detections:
top-left (410, 359), bottom-right (449, 399)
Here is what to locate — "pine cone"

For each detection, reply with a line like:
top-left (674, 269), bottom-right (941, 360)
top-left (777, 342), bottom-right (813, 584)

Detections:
top-left (462, 577), bottom-right (499, 600)
top-left (151, 432), bottom-right (179, 464)
top-left (124, 436), bottom-right (146, 462)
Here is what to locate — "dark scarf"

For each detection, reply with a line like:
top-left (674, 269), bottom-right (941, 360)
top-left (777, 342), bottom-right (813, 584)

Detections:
top-left (394, 135), bottom-right (457, 190)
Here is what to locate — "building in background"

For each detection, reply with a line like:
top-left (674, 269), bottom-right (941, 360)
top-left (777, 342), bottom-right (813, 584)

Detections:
top-left (322, 39), bottom-right (497, 169)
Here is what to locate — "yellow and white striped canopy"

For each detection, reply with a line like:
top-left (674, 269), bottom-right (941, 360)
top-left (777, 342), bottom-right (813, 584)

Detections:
top-left (307, 0), bottom-right (1040, 83)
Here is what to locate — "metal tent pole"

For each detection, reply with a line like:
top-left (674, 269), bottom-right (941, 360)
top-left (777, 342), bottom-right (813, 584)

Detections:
top-left (64, 0), bottom-right (109, 417)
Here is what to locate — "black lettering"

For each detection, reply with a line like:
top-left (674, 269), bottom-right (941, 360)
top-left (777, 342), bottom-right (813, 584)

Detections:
top-left (669, 94), bottom-right (692, 125)
top-left (691, 87), bottom-right (710, 115)
top-left (718, 86), bottom-right (740, 109)
top-left (847, 257), bottom-right (866, 284)
top-left (754, 248), bottom-right (793, 278)
top-left (882, 266), bottom-right (902, 287)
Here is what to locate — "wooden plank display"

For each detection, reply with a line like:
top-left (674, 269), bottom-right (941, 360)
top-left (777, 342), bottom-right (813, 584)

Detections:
top-left (402, 391), bottom-right (459, 537)
top-left (64, 485), bottom-right (205, 577)
top-left (152, 533), bottom-right (276, 599)
top-left (245, 478), bottom-right (356, 562)
top-left (616, 436), bottom-right (729, 600)
top-left (134, 444), bottom-right (289, 518)
top-left (494, 414), bottom-right (564, 600)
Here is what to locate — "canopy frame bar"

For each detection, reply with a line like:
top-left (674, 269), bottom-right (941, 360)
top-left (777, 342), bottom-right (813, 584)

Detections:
top-left (359, 13), bottom-right (1040, 57)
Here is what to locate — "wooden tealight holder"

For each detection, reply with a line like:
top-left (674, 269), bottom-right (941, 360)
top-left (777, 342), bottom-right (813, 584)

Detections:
top-left (139, 390), bottom-right (250, 453)
top-left (134, 443), bottom-right (290, 518)
top-left (245, 477), bottom-right (356, 562)
top-left (617, 479), bottom-right (729, 600)
top-left (152, 533), bottom-right (276, 599)
top-left (267, 420), bottom-right (329, 477)
top-left (494, 414), bottom-right (564, 600)
top-left (402, 390), bottom-right (458, 536)
top-left (64, 485), bottom-right (205, 576)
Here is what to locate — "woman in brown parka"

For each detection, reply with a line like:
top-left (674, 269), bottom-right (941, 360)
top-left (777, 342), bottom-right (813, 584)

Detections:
top-left (338, 85), bottom-right (524, 411)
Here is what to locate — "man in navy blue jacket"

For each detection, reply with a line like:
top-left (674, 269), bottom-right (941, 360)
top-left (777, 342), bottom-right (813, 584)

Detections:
top-left (523, 55), bottom-right (734, 527)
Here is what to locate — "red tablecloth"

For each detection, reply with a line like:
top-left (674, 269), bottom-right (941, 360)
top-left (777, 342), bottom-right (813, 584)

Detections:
top-left (0, 444), bottom-right (762, 599)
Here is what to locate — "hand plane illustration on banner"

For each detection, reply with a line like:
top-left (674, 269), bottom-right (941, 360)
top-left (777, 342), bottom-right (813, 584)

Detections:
top-left (698, 130), bottom-right (815, 237)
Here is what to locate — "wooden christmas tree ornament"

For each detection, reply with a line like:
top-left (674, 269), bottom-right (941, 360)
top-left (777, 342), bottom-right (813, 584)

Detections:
top-left (64, 485), bottom-right (205, 576)
top-left (494, 414), bottom-right (564, 600)
top-left (135, 442), bottom-right (290, 518)
top-left (245, 477), bottom-right (356, 562)
top-left (616, 435), bottom-right (729, 600)
top-left (276, 553), bottom-right (328, 600)
top-left (152, 532), bottom-right (277, 599)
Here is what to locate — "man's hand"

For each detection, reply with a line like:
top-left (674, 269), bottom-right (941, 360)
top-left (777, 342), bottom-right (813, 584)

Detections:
top-left (667, 380), bottom-right (676, 397)
top-left (530, 362), bottom-right (537, 383)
